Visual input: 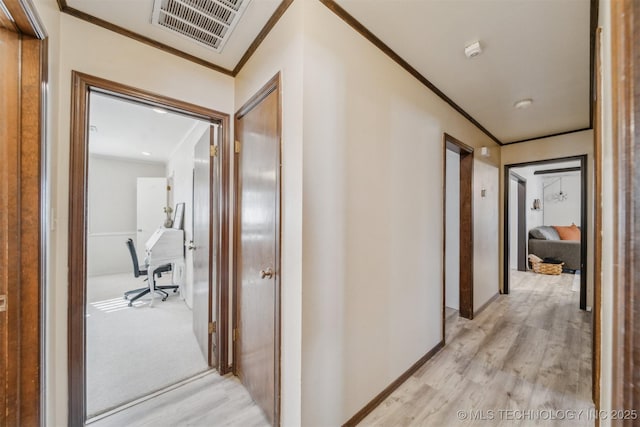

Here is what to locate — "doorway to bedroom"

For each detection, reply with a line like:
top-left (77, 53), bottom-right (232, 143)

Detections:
top-left (503, 155), bottom-right (587, 309)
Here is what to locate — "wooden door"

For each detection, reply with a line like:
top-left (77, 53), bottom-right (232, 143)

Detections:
top-left (0, 5), bottom-right (44, 423)
top-left (192, 128), bottom-right (216, 366)
top-left (136, 177), bottom-right (167, 261)
top-left (0, 26), bottom-right (21, 427)
top-left (235, 76), bottom-right (281, 425)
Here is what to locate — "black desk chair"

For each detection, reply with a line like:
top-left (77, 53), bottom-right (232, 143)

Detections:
top-left (124, 238), bottom-right (178, 306)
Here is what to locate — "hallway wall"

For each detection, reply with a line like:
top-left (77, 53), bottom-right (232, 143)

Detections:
top-left (300, 1), bottom-right (500, 424)
top-left (33, 1), bottom-right (235, 424)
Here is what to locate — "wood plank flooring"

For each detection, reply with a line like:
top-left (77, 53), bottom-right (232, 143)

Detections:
top-left (89, 371), bottom-right (269, 427)
top-left (89, 271), bottom-right (593, 426)
top-left (359, 271), bottom-right (594, 426)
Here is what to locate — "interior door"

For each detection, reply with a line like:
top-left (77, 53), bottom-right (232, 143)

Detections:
top-left (192, 127), bottom-right (216, 366)
top-left (235, 79), bottom-right (280, 425)
top-left (0, 26), bottom-right (20, 427)
top-left (136, 177), bottom-right (167, 261)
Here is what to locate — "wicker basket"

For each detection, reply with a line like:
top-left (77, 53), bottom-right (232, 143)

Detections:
top-left (532, 261), bottom-right (563, 275)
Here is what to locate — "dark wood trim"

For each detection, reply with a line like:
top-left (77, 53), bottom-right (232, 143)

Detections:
top-left (503, 155), bottom-right (588, 306)
top-left (3, 0), bottom-right (47, 38)
top-left (68, 72), bottom-right (231, 425)
top-left (504, 127), bottom-right (592, 145)
top-left (533, 167), bottom-right (582, 175)
top-left (232, 0), bottom-right (294, 75)
top-left (475, 293), bottom-right (500, 317)
top-left (610, 0), bottom-right (639, 417)
top-left (589, 0), bottom-right (599, 129)
top-left (592, 25), bottom-right (602, 410)
top-left (579, 156), bottom-right (588, 310)
top-left (509, 171), bottom-right (526, 182)
top-left (319, 0), bottom-right (503, 146)
top-left (232, 72), bottom-right (282, 425)
top-left (342, 340), bottom-right (445, 427)
top-left (218, 118), bottom-right (231, 375)
top-left (0, 18), bottom-right (45, 424)
top-left (443, 133), bottom-right (474, 320)
top-left (516, 179), bottom-right (527, 271)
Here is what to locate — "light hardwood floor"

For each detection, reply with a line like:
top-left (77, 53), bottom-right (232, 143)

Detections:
top-left (90, 271), bottom-right (592, 427)
top-left (89, 372), bottom-right (270, 427)
top-left (359, 271), bottom-right (594, 426)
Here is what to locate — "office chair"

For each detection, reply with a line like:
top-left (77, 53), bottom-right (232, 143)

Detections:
top-left (124, 238), bottom-right (178, 306)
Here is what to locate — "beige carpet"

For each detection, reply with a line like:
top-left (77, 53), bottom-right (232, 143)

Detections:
top-left (86, 273), bottom-right (209, 418)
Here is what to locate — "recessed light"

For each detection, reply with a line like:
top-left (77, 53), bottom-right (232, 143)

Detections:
top-left (141, 151), bottom-right (152, 156)
top-left (152, 107), bottom-right (167, 114)
top-left (514, 98), bottom-right (533, 109)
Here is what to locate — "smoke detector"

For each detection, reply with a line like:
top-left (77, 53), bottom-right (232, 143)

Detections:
top-left (464, 41), bottom-right (482, 59)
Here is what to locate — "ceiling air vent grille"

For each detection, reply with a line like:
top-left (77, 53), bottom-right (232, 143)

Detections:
top-left (151, 0), bottom-right (251, 53)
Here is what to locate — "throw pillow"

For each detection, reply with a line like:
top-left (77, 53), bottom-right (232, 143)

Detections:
top-left (553, 224), bottom-right (581, 241)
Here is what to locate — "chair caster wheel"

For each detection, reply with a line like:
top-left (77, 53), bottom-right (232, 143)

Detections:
top-left (162, 297), bottom-right (167, 302)
top-left (128, 302), bottom-right (132, 307)
top-left (173, 289), bottom-right (178, 293)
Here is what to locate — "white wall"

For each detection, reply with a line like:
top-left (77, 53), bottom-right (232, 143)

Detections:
top-left (445, 150), bottom-right (460, 310)
top-left (166, 122), bottom-right (210, 309)
top-left (597, 0), bottom-right (614, 421)
top-left (542, 173), bottom-right (581, 226)
top-left (500, 130), bottom-right (594, 307)
top-left (300, 1), bottom-right (499, 424)
top-left (33, 0), bottom-right (236, 423)
top-left (87, 155), bottom-right (165, 276)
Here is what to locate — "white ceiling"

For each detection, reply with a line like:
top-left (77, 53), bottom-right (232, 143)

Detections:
top-left (511, 159), bottom-right (581, 176)
top-left (89, 92), bottom-right (206, 162)
top-left (69, 0), bottom-right (592, 145)
top-left (66, 0), bottom-right (281, 71)
top-left (334, 0), bottom-right (591, 143)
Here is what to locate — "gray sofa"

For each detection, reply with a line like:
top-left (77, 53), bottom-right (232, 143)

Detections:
top-left (528, 226), bottom-right (581, 271)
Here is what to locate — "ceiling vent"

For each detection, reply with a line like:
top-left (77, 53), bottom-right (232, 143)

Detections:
top-left (151, 0), bottom-right (251, 53)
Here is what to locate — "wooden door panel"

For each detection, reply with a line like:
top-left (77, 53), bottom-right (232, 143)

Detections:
top-left (193, 128), bottom-right (215, 366)
top-left (236, 82), bottom-right (280, 426)
top-left (0, 26), bottom-right (21, 427)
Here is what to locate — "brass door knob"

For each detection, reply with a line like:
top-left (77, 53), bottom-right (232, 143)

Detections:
top-left (260, 267), bottom-right (274, 279)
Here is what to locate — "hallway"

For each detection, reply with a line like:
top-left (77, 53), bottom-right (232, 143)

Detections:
top-left (360, 271), bottom-right (593, 426)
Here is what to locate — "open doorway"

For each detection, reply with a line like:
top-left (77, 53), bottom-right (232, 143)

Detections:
top-left (443, 133), bottom-right (474, 341)
top-left (504, 156), bottom-right (587, 309)
top-left (68, 73), bottom-right (230, 424)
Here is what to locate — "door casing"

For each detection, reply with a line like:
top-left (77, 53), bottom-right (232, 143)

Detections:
top-left (232, 73), bottom-right (282, 426)
top-left (442, 133), bottom-right (474, 331)
top-left (0, 2), bottom-right (46, 425)
top-left (67, 72), bottom-right (231, 425)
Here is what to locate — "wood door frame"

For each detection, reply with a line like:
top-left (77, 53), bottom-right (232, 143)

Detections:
top-left (232, 73), bottom-right (282, 425)
top-left (502, 155), bottom-right (588, 309)
top-left (0, 1), bottom-right (46, 425)
top-left (509, 172), bottom-right (527, 272)
top-left (442, 133), bottom-right (474, 328)
top-left (67, 72), bottom-right (231, 425)
top-left (610, 0), bottom-right (639, 416)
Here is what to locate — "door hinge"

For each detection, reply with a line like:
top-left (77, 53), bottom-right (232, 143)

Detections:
top-left (210, 145), bottom-right (218, 157)
top-left (233, 328), bottom-right (239, 341)
top-left (208, 321), bottom-right (216, 334)
top-left (0, 295), bottom-right (6, 312)
top-left (234, 140), bottom-right (241, 154)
